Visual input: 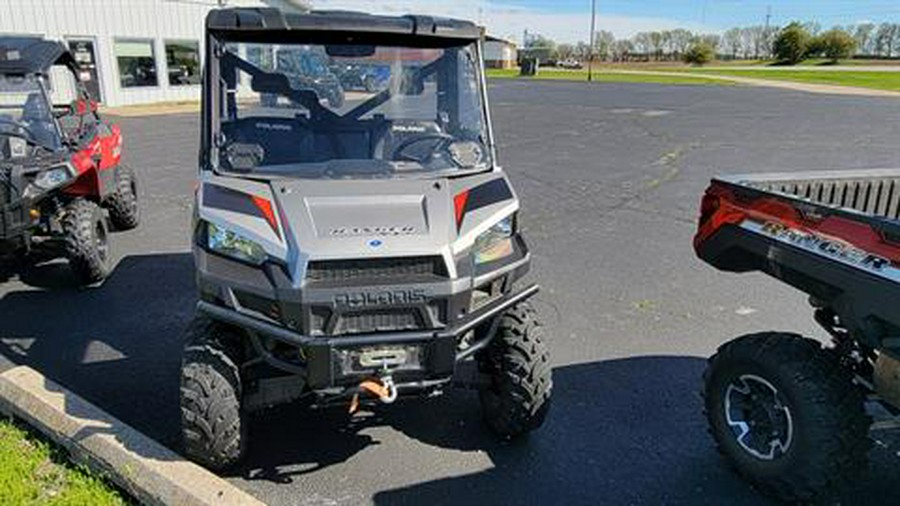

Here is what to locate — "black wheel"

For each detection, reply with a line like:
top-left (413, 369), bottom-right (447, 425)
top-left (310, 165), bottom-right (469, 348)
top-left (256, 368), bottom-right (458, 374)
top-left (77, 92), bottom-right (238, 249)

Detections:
top-left (364, 76), bottom-right (377, 93)
top-left (703, 332), bottom-right (871, 502)
top-left (106, 165), bottom-right (140, 230)
top-left (180, 315), bottom-right (246, 470)
top-left (62, 199), bottom-right (110, 284)
top-left (478, 303), bottom-right (552, 439)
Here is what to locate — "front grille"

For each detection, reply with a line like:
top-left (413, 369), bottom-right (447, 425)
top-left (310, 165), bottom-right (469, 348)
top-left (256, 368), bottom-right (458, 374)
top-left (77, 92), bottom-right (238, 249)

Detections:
top-left (306, 256), bottom-right (446, 284)
top-left (337, 309), bottom-right (422, 335)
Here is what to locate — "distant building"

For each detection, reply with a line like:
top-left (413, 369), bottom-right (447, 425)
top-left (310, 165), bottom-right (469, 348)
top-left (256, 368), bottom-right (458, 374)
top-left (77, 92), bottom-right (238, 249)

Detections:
top-left (484, 36), bottom-right (517, 69)
top-left (0, 0), bottom-right (309, 107)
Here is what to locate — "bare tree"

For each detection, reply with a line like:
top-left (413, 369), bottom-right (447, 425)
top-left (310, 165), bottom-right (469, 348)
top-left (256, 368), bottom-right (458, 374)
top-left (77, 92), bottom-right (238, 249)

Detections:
top-left (660, 30), bottom-right (674, 59)
top-left (593, 30), bottom-right (616, 61)
top-left (633, 32), bottom-right (653, 59)
top-left (648, 31), bottom-right (665, 60)
top-left (745, 25), bottom-right (767, 59)
top-left (803, 21), bottom-right (822, 36)
top-left (876, 23), bottom-right (899, 57)
top-left (670, 29), bottom-right (694, 58)
top-left (854, 23), bottom-right (876, 55)
top-left (700, 34), bottom-right (722, 56)
top-left (723, 28), bottom-right (742, 60)
top-left (574, 41), bottom-right (591, 61)
top-left (555, 43), bottom-right (575, 61)
top-left (612, 39), bottom-right (634, 62)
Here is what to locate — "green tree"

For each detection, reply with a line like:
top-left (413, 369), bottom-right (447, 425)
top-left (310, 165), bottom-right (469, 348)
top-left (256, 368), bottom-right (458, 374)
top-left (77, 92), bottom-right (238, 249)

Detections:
top-left (814, 29), bottom-right (857, 61)
top-left (773, 22), bottom-right (811, 64)
top-left (683, 41), bottom-right (716, 65)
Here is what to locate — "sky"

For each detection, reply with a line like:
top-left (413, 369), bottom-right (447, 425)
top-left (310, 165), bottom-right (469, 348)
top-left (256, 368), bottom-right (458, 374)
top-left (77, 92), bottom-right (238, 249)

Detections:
top-left (311, 1), bottom-right (900, 43)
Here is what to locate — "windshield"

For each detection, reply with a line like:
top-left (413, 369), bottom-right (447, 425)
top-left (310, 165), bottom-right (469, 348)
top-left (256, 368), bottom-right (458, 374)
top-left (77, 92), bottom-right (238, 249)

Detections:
top-left (214, 41), bottom-right (490, 178)
top-left (0, 74), bottom-right (61, 150)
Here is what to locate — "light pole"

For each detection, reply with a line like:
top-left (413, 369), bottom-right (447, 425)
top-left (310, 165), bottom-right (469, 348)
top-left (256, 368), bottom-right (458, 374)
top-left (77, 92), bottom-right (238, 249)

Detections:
top-left (588, 0), bottom-right (596, 81)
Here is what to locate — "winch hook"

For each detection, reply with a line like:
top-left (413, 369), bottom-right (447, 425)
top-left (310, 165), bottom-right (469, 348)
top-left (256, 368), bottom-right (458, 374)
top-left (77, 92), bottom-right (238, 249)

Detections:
top-left (348, 375), bottom-right (398, 414)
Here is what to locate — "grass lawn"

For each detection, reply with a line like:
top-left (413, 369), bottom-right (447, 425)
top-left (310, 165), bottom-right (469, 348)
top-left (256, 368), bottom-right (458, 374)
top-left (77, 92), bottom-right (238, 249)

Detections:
top-left (0, 418), bottom-right (126, 505)
top-left (681, 69), bottom-right (900, 92)
top-left (485, 68), bottom-right (732, 86)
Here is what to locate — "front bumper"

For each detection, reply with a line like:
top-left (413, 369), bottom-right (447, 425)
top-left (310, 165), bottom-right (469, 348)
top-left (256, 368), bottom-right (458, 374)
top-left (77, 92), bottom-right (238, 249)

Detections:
top-left (198, 283), bottom-right (539, 390)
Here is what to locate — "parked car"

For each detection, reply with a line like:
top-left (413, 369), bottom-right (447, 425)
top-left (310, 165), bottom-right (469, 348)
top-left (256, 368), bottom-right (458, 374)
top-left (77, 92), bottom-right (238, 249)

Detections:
top-left (558, 58), bottom-right (583, 69)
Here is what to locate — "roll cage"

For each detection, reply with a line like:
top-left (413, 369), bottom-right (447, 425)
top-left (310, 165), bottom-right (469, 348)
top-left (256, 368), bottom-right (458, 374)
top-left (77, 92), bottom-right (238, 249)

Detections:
top-left (200, 7), bottom-right (495, 172)
top-left (0, 37), bottom-right (98, 152)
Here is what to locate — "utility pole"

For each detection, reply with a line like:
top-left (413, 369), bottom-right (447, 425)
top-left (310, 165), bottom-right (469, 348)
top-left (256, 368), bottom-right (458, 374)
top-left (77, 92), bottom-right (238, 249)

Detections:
top-left (588, 0), bottom-right (596, 82)
top-left (764, 5), bottom-right (772, 59)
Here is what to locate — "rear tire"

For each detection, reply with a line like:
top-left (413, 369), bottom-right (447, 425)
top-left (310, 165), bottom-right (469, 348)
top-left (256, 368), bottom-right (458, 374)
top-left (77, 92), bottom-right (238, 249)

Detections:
top-left (180, 315), bottom-right (246, 470)
top-left (478, 303), bottom-right (552, 439)
top-left (107, 165), bottom-right (140, 230)
top-left (62, 199), bottom-right (110, 284)
top-left (703, 332), bottom-right (871, 502)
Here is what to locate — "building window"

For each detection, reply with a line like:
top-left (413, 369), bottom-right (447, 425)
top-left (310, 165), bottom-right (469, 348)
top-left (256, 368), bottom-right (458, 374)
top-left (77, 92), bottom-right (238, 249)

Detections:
top-left (165, 40), bottom-right (201, 86)
top-left (114, 39), bottom-right (158, 88)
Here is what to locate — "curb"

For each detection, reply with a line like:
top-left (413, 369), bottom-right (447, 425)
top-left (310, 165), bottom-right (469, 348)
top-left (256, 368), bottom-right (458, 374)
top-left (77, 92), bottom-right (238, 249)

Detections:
top-left (0, 365), bottom-right (264, 506)
top-left (101, 102), bottom-right (200, 117)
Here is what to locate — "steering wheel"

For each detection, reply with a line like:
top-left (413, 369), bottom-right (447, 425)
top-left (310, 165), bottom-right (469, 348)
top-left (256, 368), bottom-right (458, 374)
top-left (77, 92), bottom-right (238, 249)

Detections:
top-left (391, 132), bottom-right (455, 164)
top-left (0, 118), bottom-right (38, 142)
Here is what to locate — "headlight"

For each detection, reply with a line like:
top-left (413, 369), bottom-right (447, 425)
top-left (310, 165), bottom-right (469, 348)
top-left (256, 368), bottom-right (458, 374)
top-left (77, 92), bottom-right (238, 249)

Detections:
top-left (448, 141), bottom-right (484, 167)
top-left (474, 215), bottom-right (515, 264)
top-left (206, 222), bottom-right (267, 265)
top-left (23, 165), bottom-right (75, 198)
top-left (34, 166), bottom-right (74, 189)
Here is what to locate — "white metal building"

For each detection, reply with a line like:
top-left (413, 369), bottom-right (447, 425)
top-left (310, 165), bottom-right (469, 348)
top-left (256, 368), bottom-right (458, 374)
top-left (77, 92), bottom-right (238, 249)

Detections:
top-left (484, 36), bottom-right (517, 69)
top-left (0, 0), bottom-right (309, 106)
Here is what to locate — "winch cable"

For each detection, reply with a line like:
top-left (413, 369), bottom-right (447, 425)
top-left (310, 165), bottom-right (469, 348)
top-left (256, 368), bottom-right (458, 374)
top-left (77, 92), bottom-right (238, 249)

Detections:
top-left (348, 376), bottom-right (398, 414)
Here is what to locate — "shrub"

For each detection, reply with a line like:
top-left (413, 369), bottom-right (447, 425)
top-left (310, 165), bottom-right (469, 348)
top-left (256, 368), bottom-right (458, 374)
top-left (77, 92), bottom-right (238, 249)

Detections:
top-left (773, 22), bottom-right (811, 64)
top-left (815, 29), bottom-right (857, 62)
top-left (683, 41), bottom-right (716, 65)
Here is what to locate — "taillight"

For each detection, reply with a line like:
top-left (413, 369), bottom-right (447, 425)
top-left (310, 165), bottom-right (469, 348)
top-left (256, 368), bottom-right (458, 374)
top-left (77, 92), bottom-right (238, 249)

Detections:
top-left (699, 193), bottom-right (720, 227)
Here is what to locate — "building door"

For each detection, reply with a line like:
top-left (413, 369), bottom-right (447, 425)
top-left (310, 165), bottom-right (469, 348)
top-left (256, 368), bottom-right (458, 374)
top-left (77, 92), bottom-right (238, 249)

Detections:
top-left (67, 39), bottom-right (103, 102)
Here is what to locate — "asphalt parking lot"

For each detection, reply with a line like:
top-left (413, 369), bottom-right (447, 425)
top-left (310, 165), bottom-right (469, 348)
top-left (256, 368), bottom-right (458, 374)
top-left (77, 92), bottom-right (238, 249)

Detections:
top-left (2, 80), bottom-right (900, 505)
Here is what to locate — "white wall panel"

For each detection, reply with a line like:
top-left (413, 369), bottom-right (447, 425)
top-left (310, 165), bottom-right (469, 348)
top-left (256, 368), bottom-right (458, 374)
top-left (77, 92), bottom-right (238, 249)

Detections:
top-left (1, 0), bottom-right (276, 105)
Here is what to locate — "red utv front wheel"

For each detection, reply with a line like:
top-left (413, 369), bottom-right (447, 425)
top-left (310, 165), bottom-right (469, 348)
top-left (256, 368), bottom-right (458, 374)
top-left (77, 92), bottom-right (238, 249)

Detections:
top-left (62, 199), bottom-right (111, 284)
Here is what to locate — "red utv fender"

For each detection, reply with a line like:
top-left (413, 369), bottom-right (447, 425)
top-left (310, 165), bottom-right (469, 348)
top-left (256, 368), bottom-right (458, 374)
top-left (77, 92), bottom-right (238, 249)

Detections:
top-left (63, 124), bottom-right (122, 199)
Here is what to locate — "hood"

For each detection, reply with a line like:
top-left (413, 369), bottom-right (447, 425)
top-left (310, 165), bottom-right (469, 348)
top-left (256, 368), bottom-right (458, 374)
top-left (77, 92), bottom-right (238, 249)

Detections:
top-left (197, 171), bottom-right (519, 284)
top-left (272, 178), bottom-right (455, 261)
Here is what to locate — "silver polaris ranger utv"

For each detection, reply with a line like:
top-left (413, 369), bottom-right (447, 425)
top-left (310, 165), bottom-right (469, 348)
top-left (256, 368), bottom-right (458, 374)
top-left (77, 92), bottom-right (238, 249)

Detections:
top-left (181, 7), bottom-right (552, 469)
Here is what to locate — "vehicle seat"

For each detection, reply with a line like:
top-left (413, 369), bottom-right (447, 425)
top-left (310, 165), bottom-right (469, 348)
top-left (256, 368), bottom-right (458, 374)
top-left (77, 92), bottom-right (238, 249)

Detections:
top-left (221, 117), bottom-right (316, 166)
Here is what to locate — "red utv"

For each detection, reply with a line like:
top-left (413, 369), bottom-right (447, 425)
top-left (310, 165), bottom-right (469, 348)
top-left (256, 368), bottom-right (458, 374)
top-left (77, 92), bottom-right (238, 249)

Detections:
top-left (0, 38), bottom-right (139, 284)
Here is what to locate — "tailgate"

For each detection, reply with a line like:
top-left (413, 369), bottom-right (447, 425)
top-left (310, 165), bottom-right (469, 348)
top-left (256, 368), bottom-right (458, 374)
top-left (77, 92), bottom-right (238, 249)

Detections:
top-left (693, 169), bottom-right (900, 277)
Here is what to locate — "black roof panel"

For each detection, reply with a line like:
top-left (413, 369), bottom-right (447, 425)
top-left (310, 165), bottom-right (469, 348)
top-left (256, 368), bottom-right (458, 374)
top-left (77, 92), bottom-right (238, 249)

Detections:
top-left (206, 8), bottom-right (482, 41)
top-left (0, 37), bottom-right (71, 75)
